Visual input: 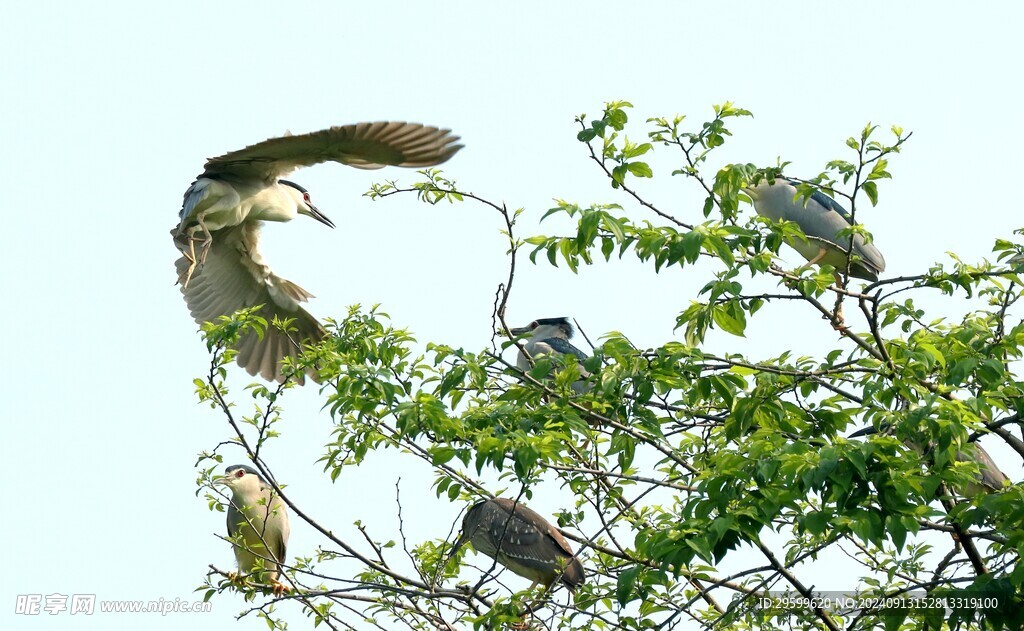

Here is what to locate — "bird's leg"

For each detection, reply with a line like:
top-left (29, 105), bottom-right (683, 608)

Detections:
top-left (831, 272), bottom-right (847, 330)
top-left (269, 580), bottom-right (291, 596)
top-left (194, 214), bottom-right (213, 266)
top-left (807, 246), bottom-right (828, 267)
top-left (226, 571), bottom-right (248, 590)
top-left (177, 217), bottom-right (213, 288)
top-left (795, 246), bottom-right (829, 275)
top-left (176, 237), bottom-right (198, 287)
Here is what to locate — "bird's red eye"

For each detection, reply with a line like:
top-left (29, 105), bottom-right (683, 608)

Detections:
top-left (235, 470), bottom-right (245, 478)
top-left (303, 193), bottom-right (311, 203)
top-left (530, 321), bottom-right (539, 328)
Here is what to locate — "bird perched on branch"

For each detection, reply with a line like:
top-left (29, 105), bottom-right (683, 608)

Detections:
top-left (215, 464), bottom-right (291, 594)
top-left (509, 317), bottom-right (591, 393)
top-left (850, 425), bottom-right (1008, 498)
top-left (449, 498), bottom-right (585, 592)
top-left (744, 177), bottom-right (886, 282)
top-left (173, 121), bottom-right (463, 382)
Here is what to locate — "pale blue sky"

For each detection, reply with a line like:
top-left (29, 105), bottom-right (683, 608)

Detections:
top-left (3, 2), bottom-right (1023, 629)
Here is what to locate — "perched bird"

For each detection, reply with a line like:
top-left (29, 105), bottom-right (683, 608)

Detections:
top-left (174, 121), bottom-right (463, 382)
top-left (509, 317), bottom-right (591, 393)
top-left (744, 177), bottom-right (886, 282)
top-left (216, 464), bottom-right (291, 594)
top-left (450, 498), bottom-right (585, 592)
top-left (850, 425), bottom-right (1009, 498)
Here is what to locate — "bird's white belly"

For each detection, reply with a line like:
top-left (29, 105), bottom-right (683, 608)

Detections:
top-left (231, 513), bottom-right (279, 575)
top-left (232, 538), bottom-right (262, 573)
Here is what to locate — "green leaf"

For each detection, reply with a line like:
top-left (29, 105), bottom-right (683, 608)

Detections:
top-left (802, 511), bottom-right (829, 535)
top-left (616, 566), bottom-right (641, 605)
top-left (945, 358), bottom-right (977, 385)
top-left (430, 446), bottom-right (456, 466)
top-left (916, 342), bottom-right (946, 368)
top-left (627, 162), bottom-right (653, 178)
top-left (712, 303), bottom-right (746, 337)
top-left (863, 181), bottom-right (878, 206)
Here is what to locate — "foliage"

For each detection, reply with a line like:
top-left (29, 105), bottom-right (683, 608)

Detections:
top-left (194, 102), bottom-right (1024, 630)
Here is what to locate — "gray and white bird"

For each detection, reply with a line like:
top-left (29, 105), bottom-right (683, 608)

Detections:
top-left (215, 464), bottom-right (291, 593)
top-left (174, 121), bottom-right (463, 382)
top-left (850, 425), bottom-right (1009, 498)
top-left (449, 498), bottom-right (585, 592)
top-left (509, 317), bottom-right (591, 393)
top-left (744, 177), bottom-right (886, 282)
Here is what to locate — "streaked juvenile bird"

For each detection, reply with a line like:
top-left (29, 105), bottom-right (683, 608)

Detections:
top-left (509, 317), bottom-right (591, 393)
top-left (450, 498), bottom-right (585, 592)
top-left (744, 177), bottom-right (886, 282)
top-left (216, 464), bottom-right (291, 594)
top-left (174, 121), bottom-right (463, 382)
top-left (850, 425), bottom-right (1009, 498)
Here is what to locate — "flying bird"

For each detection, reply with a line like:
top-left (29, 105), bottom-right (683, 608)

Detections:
top-left (509, 317), bottom-right (591, 393)
top-left (744, 177), bottom-right (886, 282)
top-left (449, 497), bottom-right (585, 592)
top-left (216, 464), bottom-right (291, 594)
top-left (173, 121), bottom-right (463, 382)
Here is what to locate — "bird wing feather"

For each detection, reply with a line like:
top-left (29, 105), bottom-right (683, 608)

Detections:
top-left (803, 188), bottom-right (854, 225)
top-left (487, 499), bottom-right (576, 561)
top-left (541, 337), bottom-right (589, 362)
top-left (174, 223), bottom-right (325, 383)
top-left (852, 424), bottom-right (1008, 494)
top-left (274, 497), bottom-right (290, 565)
top-left (201, 121), bottom-right (463, 181)
top-left (962, 443), bottom-right (1009, 491)
top-left (226, 502), bottom-right (241, 539)
top-left (780, 182), bottom-right (886, 277)
top-left (180, 178), bottom-right (212, 221)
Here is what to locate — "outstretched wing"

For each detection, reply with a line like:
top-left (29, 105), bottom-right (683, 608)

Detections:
top-left (201, 121), bottom-right (463, 182)
top-left (174, 223), bottom-right (325, 383)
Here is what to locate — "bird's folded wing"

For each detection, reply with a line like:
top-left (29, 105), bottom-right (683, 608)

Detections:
top-left (542, 337), bottom-right (590, 362)
top-left (786, 191), bottom-right (887, 276)
top-left (486, 500), bottom-right (576, 563)
top-left (963, 443), bottom-right (1009, 491)
top-left (275, 506), bottom-right (290, 565)
top-left (804, 188), bottom-right (854, 224)
top-left (226, 503), bottom-right (241, 538)
top-left (179, 178), bottom-right (211, 222)
top-left (202, 121), bottom-right (463, 181)
top-left (175, 224), bottom-right (325, 383)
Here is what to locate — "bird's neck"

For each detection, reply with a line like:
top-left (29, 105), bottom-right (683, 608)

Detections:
top-left (232, 487), bottom-right (270, 509)
top-left (247, 186), bottom-right (299, 223)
